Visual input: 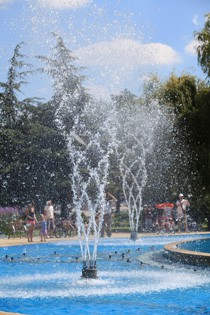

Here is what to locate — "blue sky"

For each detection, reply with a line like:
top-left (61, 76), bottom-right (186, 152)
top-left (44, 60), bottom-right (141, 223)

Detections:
top-left (0, 0), bottom-right (209, 101)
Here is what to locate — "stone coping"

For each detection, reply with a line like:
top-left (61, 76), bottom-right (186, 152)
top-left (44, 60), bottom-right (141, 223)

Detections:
top-left (164, 237), bottom-right (210, 266)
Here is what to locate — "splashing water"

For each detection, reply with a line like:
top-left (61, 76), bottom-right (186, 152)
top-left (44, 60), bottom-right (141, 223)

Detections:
top-left (1, 235), bottom-right (210, 315)
top-left (3, 0), bottom-right (189, 267)
top-left (56, 93), bottom-right (117, 266)
top-left (111, 101), bottom-right (174, 236)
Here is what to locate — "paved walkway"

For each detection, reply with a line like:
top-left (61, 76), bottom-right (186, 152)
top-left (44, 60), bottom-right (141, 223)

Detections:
top-left (0, 232), bottom-right (129, 247)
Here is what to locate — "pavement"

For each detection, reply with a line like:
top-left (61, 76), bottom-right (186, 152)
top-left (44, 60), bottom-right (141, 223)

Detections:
top-left (0, 232), bottom-right (128, 247)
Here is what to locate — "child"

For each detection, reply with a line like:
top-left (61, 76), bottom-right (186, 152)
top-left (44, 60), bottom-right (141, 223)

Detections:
top-left (40, 214), bottom-right (47, 242)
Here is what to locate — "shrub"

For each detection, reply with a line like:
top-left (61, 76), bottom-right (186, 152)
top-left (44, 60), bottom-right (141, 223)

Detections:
top-left (0, 207), bottom-right (20, 236)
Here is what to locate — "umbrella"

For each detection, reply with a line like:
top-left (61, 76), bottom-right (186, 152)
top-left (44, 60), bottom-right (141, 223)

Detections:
top-left (155, 202), bottom-right (174, 209)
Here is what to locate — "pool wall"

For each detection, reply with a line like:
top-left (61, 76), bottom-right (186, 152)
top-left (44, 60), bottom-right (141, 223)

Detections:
top-left (164, 238), bottom-right (210, 266)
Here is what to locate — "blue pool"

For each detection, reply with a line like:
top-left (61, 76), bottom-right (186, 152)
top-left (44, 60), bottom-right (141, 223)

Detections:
top-left (0, 234), bottom-right (210, 315)
top-left (178, 237), bottom-right (210, 253)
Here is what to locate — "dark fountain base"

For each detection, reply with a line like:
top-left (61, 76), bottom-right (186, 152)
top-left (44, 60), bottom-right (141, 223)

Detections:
top-left (82, 267), bottom-right (98, 279)
top-left (130, 232), bottom-right (138, 241)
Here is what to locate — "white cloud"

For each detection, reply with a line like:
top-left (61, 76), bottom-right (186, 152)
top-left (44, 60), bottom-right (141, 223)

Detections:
top-left (38, 0), bottom-right (91, 9)
top-left (74, 38), bottom-right (182, 68)
top-left (185, 39), bottom-right (199, 55)
top-left (192, 14), bottom-right (199, 26)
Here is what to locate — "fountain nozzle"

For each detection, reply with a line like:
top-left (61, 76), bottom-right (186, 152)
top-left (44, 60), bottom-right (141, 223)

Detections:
top-left (82, 266), bottom-right (98, 279)
top-left (82, 261), bottom-right (98, 279)
top-left (130, 231), bottom-right (138, 241)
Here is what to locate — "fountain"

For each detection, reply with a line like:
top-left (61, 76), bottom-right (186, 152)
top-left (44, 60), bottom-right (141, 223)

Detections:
top-left (45, 34), bottom-right (174, 271)
top-left (2, 0), bottom-right (189, 254)
top-left (51, 55), bottom-right (175, 274)
top-left (1, 234), bottom-right (210, 315)
top-left (1, 2), bottom-right (210, 314)
top-left (53, 65), bottom-right (117, 277)
top-left (112, 101), bottom-right (172, 240)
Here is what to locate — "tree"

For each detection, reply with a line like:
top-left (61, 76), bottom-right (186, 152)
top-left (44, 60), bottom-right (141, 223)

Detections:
top-left (142, 74), bottom-right (161, 105)
top-left (195, 13), bottom-right (210, 81)
top-left (0, 99), bottom-right (72, 209)
top-left (0, 42), bottom-right (74, 208)
top-left (36, 34), bottom-right (92, 212)
top-left (159, 74), bottom-right (197, 118)
top-left (37, 33), bottom-right (90, 133)
top-left (0, 42), bottom-right (34, 128)
top-left (156, 73), bottom-right (210, 224)
top-left (0, 43), bottom-right (36, 206)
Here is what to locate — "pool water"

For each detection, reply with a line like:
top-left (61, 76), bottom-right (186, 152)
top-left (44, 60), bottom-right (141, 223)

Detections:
top-left (179, 237), bottom-right (210, 253)
top-left (0, 234), bottom-right (210, 315)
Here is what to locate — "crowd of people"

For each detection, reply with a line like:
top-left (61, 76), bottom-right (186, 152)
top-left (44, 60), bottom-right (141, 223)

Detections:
top-left (142, 193), bottom-right (192, 233)
top-left (21, 200), bottom-right (55, 242)
top-left (20, 192), bottom-right (118, 241)
top-left (18, 192), bottom-right (192, 242)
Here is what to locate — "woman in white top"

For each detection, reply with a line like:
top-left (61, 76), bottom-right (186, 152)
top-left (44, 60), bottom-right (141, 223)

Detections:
top-left (176, 194), bottom-right (190, 232)
top-left (44, 200), bottom-right (55, 237)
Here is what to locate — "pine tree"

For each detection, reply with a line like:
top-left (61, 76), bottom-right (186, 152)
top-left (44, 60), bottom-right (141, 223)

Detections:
top-left (0, 42), bottom-right (34, 128)
top-left (37, 33), bottom-right (90, 133)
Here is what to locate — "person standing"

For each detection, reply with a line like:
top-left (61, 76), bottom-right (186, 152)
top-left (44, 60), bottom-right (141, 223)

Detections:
top-left (40, 214), bottom-right (47, 241)
top-left (176, 193), bottom-right (190, 232)
top-left (162, 204), bottom-right (175, 233)
top-left (44, 200), bottom-right (55, 238)
top-left (101, 192), bottom-right (117, 238)
top-left (26, 204), bottom-right (38, 242)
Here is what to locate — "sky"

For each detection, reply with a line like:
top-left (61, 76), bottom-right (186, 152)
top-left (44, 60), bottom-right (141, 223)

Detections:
top-left (0, 0), bottom-right (209, 101)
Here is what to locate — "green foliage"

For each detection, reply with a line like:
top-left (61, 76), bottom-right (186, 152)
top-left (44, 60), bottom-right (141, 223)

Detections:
top-left (111, 89), bottom-right (140, 113)
top-left (195, 13), bottom-right (210, 81)
top-left (142, 74), bottom-right (162, 104)
top-left (37, 33), bottom-right (89, 134)
top-left (0, 42), bottom-right (35, 128)
top-left (0, 104), bottom-right (72, 208)
top-left (159, 74), bottom-right (197, 117)
top-left (0, 39), bottom-right (85, 210)
top-left (112, 211), bottom-right (130, 228)
top-left (0, 207), bottom-right (19, 236)
top-left (155, 73), bottom-right (210, 222)
top-left (1, 35), bottom-right (210, 228)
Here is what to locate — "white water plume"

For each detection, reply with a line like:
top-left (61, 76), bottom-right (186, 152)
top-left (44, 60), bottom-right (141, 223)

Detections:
top-left (112, 101), bottom-right (173, 234)
top-left (42, 32), bottom-right (117, 267)
top-left (0, 268), bottom-right (209, 299)
top-left (56, 95), bottom-right (117, 266)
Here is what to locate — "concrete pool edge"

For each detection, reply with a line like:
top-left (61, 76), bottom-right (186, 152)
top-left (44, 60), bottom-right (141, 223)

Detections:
top-left (0, 312), bottom-right (23, 315)
top-left (164, 237), bottom-right (210, 266)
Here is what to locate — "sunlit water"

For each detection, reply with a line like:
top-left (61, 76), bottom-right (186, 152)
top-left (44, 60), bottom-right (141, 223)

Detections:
top-left (0, 234), bottom-right (210, 315)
